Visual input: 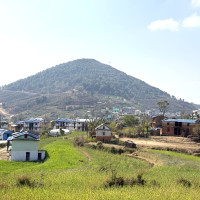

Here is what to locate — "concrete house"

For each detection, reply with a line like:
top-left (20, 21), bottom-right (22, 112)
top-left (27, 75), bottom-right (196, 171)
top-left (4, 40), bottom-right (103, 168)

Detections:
top-left (162, 119), bottom-right (198, 137)
top-left (24, 118), bottom-right (44, 134)
top-left (76, 119), bottom-right (89, 131)
top-left (10, 121), bottom-right (25, 132)
top-left (0, 121), bottom-right (9, 129)
top-left (7, 131), bottom-right (45, 161)
top-left (0, 129), bottom-right (13, 140)
top-left (54, 118), bottom-right (76, 131)
top-left (95, 124), bottom-right (111, 142)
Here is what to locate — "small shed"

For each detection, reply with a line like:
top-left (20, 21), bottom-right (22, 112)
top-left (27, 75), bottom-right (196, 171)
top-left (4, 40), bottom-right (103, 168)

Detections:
top-left (7, 131), bottom-right (45, 162)
top-left (0, 129), bottom-right (13, 140)
top-left (125, 140), bottom-right (137, 148)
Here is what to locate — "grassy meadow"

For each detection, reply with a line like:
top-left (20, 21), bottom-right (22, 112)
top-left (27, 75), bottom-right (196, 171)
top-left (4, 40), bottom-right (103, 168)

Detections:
top-left (1, 133), bottom-right (200, 199)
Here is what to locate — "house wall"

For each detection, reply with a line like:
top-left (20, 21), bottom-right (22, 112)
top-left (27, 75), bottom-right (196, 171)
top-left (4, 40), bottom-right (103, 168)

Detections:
top-left (151, 116), bottom-right (164, 129)
top-left (96, 136), bottom-right (111, 142)
top-left (96, 130), bottom-right (111, 137)
top-left (3, 132), bottom-right (12, 140)
top-left (11, 150), bottom-right (38, 161)
top-left (96, 128), bottom-right (111, 142)
top-left (12, 140), bottom-right (39, 151)
top-left (162, 122), bottom-right (196, 136)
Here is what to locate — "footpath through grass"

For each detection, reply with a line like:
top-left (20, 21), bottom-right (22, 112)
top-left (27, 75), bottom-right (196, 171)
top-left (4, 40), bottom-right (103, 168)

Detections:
top-left (1, 135), bottom-right (200, 199)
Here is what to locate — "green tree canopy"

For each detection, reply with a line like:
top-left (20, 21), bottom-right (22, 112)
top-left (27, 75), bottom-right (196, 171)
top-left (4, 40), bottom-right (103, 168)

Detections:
top-left (123, 115), bottom-right (139, 127)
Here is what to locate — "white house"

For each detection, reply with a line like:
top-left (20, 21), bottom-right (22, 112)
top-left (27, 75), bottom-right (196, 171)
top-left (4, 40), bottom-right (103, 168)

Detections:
top-left (7, 131), bottom-right (45, 161)
top-left (95, 124), bottom-right (111, 142)
top-left (54, 119), bottom-right (76, 131)
top-left (76, 119), bottom-right (89, 131)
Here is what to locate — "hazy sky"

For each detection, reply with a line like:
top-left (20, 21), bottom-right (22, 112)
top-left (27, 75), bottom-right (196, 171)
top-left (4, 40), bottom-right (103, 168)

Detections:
top-left (0, 0), bottom-right (200, 104)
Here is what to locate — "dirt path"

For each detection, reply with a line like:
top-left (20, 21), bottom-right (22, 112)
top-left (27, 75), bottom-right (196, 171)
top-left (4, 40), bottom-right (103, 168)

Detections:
top-left (0, 147), bottom-right (10, 161)
top-left (127, 153), bottom-right (160, 167)
top-left (77, 149), bottom-right (91, 162)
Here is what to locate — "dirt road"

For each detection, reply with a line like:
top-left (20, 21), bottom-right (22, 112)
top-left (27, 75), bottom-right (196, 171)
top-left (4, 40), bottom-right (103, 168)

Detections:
top-left (120, 136), bottom-right (200, 155)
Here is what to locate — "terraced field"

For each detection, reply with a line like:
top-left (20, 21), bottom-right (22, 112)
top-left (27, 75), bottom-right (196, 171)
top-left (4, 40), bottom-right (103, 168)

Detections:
top-left (1, 135), bottom-right (200, 199)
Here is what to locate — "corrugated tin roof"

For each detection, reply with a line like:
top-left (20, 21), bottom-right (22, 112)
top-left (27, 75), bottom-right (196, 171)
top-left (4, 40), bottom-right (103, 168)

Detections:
top-left (76, 119), bottom-right (90, 123)
top-left (25, 118), bottom-right (44, 123)
top-left (163, 119), bottom-right (198, 124)
top-left (16, 121), bottom-right (25, 125)
top-left (0, 129), bottom-right (12, 134)
top-left (7, 131), bottom-right (39, 141)
top-left (56, 118), bottom-right (75, 123)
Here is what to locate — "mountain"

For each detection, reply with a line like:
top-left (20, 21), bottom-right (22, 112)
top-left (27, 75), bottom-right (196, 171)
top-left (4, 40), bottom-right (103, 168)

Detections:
top-left (0, 59), bottom-right (197, 120)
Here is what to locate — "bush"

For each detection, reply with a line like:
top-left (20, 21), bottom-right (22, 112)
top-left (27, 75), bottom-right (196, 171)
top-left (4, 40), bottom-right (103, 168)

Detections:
top-left (177, 178), bottom-right (191, 187)
top-left (17, 175), bottom-right (32, 187)
top-left (73, 136), bottom-right (85, 147)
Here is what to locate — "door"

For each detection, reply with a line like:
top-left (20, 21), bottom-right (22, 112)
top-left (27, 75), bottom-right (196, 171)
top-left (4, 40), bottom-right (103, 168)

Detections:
top-left (26, 152), bottom-right (30, 161)
top-left (38, 153), bottom-right (42, 161)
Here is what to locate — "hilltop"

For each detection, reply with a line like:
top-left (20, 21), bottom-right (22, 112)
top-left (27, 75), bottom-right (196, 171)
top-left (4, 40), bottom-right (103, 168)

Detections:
top-left (0, 59), bottom-right (197, 119)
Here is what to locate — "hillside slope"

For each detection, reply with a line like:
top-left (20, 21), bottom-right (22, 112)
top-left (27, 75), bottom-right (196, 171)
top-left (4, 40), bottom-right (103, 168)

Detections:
top-left (0, 59), bottom-right (197, 119)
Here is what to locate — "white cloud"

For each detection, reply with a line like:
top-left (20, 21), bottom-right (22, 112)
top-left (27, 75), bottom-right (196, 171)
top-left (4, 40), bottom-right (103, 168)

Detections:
top-left (182, 14), bottom-right (200, 28)
top-left (192, 0), bottom-right (200, 7)
top-left (148, 18), bottom-right (180, 31)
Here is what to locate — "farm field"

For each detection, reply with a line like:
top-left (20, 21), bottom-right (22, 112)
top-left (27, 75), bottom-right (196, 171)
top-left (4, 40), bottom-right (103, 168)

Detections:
top-left (1, 135), bottom-right (200, 199)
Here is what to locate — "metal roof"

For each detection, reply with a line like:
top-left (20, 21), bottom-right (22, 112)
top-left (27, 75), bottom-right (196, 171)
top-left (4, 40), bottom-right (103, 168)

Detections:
top-left (163, 119), bottom-right (198, 124)
top-left (76, 119), bottom-right (90, 123)
top-left (0, 129), bottom-right (12, 134)
top-left (7, 131), bottom-right (40, 141)
top-left (16, 121), bottom-right (25, 125)
top-left (56, 118), bottom-right (75, 123)
top-left (25, 118), bottom-right (44, 123)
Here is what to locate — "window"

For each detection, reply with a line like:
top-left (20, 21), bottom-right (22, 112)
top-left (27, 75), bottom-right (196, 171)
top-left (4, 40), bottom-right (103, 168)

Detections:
top-left (187, 123), bottom-right (190, 126)
top-left (103, 132), bottom-right (105, 136)
top-left (167, 127), bottom-right (170, 132)
top-left (167, 123), bottom-right (169, 126)
top-left (24, 134), bottom-right (27, 138)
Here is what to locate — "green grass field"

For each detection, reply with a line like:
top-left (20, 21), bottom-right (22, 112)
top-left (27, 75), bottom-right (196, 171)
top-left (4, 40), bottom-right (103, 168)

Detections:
top-left (1, 134), bottom-right (200, 200)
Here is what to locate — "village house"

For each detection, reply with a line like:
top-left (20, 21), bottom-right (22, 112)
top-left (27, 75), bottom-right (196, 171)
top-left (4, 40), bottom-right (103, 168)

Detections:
top-left (162, 119), bottom-right (198, 137)
top-left (150, 115), bottom-right (165, 135)
top-left (7, 131), bottom-right (45, 161)
top-left (24, 118), bottom-right (44, 134)
top-left (54, 118), bottom-right (76, 131)
top-left (95, 124), bottom-right (111, 142)
top-left (10, 121), bottom-right (25, 132)
top-left (0, 129), bottom-right (13, 140)
top-left (76, 119), bottom-right (89, 131)
top-left (0, 121), bottom-right (9, 129)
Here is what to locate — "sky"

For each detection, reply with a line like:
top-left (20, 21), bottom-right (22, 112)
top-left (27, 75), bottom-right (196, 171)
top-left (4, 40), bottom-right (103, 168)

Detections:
top-left (0, 0), bottom-right (200, 104)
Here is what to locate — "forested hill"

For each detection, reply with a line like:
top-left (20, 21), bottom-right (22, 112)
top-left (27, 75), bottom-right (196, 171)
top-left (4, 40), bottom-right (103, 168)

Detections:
top-left (0, 59), bottom-right (197, 119)
top-left (5, 59), bottom-right (168, 100)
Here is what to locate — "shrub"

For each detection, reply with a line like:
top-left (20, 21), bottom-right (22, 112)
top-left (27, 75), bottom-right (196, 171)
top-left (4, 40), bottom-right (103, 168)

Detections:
top-left (110, 147), bottom-right (117, 154)
top-left (17, 175), bottom-right (32, 187)
top-left (73, 136), bottom-right (85, 147)
top-left (177, 178), bottom-right (191, 187)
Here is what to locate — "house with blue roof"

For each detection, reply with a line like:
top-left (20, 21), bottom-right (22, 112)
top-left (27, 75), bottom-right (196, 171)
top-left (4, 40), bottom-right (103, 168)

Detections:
top-left (24, 118), bottom-right (44, 134)
top-left (0, 129), bottom-right (13, 140)
top-left (7, 131), bottom-right (45, 161)
top-left (162, 119), bottom-right (199, 137)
